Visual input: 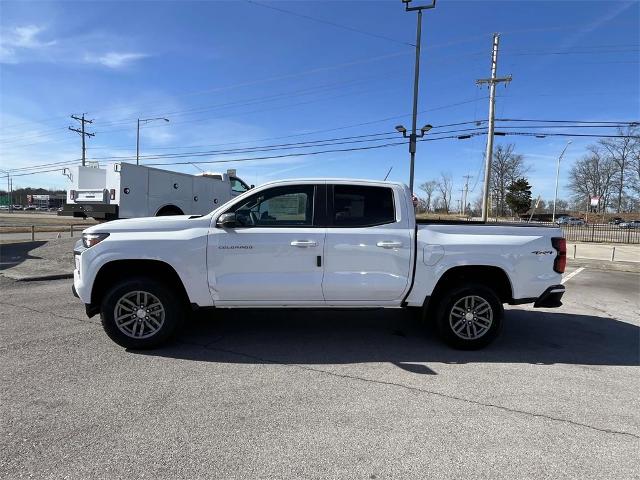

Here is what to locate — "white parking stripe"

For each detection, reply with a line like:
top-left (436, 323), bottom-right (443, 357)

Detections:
top-left (561, 267), bottom-right (585, 284)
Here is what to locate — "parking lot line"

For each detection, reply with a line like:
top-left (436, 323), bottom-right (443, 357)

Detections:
top-left (562, 266), bottom-right (585, 284)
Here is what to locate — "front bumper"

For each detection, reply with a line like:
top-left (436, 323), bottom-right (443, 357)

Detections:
top-left (533, 284), bottom-right (565, 308)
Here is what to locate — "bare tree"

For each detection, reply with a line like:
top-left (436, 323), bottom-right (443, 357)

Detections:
top-left (418, 180), bottom-right (437, 212)
top-left (489, 144), bottom-right (530, 216)
top-left (598, 126), bottom-right (640, 213)
top-left (621, 127), bottom-right (640, 204)
top-left (436, 172), bottom-right (453, 213)
top-left (568, 145), bottom-right (618, 213)
top-left (555, 199), bottom-right (569, 213)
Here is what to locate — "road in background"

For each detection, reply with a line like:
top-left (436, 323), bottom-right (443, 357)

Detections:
top-left (0, 267), bottom-right (638, 479)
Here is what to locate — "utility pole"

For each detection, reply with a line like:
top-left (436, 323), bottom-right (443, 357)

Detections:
top-left (476, 33), bottom-right (512, 222)
top-left (461, 174), bottom-right (472, 215)
top-left (69, 114), bottom-right (95, 166)
top-left (398, 0), bottom-right (436, 194)
top-left (552, 140), bottom-right (572, 223)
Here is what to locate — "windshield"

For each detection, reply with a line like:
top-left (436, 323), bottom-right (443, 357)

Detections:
top-left (230, 176), bottom-right (250, 194)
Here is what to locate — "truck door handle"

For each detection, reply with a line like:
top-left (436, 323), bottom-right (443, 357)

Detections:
top-left (376, 241), bottom-right (402, 249)
top-left (290, 240), bottom-right (318, 248)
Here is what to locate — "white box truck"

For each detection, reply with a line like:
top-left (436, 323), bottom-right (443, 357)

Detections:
top-left (60, 163), bottom-right (251, 220)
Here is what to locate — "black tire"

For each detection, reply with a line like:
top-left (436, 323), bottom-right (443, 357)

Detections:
top-left (434, 283), bottom-right (503, 350)
top-left (100, 276), bottom-right (184, 349)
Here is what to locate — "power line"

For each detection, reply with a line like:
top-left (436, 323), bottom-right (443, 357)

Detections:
top-left (3, 126), bottom-right (451, 173)
top-left (245, 0), bottom-right (414, 47)
top-left (92, 75), bottom-right (397, 129)
top-left (10, 121), bottom-right (636, 175)
top-left (8, 133), bottom-right (476, 177)
top-left (84, 98), bottom-right (488, 153)
top-left (496, 118), bottom-right (639, 124)
top-left (86, 50), bottom-right (413, 117)
top-left (9, 129), bottom-right (639, 179)
top-left (502, 48), bottom-right (639, 56)
top-left (495, 132), bottom-right (639, 139)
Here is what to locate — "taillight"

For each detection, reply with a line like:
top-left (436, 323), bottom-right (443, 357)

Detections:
top-left (110, 189), bottom-right (116, 200)
top-left (552, 237), bottom-right (567, 273)
top-left (70, 190), bottom-right (76, 200)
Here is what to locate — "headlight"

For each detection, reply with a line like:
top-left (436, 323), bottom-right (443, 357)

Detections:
top-left (82, 233), bottom-right (109, 248)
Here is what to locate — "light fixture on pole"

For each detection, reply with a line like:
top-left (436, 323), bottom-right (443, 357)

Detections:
top-left (552, 140), bottom-right (572, 224)
top-left (137, 117), bottom-right (170, 165)
top-left (399, 0), bottom-right (436, 194)
top-left (395, 123), bottom-right (432, 139)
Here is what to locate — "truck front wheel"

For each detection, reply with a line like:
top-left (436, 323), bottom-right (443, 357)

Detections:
top-left (100, 277), bottom-right (183, 349)
top-left (435, 284), bottom-right (503, 350)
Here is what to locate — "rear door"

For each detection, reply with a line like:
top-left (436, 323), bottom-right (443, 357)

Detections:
top-left (322, 184), bottom-right (412, 303)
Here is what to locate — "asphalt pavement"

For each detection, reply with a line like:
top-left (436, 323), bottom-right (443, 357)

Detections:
top-left (0, 267), bottom-right (638, 479)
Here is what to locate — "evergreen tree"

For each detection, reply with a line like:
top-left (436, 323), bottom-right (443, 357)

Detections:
top-left (505, 178), bottom-right (532, 214)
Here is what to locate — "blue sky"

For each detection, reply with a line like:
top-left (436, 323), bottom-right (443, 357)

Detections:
top-left (1, 0), bottom-right (638, 204)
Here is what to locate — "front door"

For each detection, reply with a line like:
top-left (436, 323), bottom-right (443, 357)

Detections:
top-left (322, 184), bottom-right (412, 303)
top-left (208, 183), bottom-right (325, 304)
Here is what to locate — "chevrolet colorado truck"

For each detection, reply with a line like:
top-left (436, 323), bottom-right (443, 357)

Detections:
top-left (72, 179), bottom-right (567, 350)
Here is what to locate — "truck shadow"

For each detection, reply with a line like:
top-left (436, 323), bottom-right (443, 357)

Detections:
top-left (134, 307), bottom-right (640, 370)
top-left (0, 241), bottom-right (46, 270)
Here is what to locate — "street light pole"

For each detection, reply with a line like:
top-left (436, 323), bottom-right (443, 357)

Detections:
top-left (136, 118), bottom-right (140, 165)
top-left (0, 169), bottom-right (9, 209)
top-left (552, 140), bottom-right (572, 223)
top-left (137, 117), bottom-right (170, 165)
top-left (401, 0), bottom-right (436, 194)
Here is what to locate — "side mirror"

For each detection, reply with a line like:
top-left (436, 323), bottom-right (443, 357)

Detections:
top-left (216, 212), bottom-right (237, 228)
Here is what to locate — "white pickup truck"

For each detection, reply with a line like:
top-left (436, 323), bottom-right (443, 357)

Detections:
top-left (72, 179), bottom-right (567, 350)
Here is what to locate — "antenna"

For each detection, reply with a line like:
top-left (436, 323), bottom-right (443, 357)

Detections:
top-left (383, 166), bottom-right (393, 181)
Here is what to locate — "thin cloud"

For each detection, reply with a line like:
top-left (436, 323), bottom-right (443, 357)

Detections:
top-left (84, 52), bottom-right (148, 69)
top-left (0, 24), bottom-right (56, 63)
top-left (0, 24), bottom-right (148, 68)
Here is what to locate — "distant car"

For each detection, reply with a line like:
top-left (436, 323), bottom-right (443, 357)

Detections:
top-left (557, 217), bottom-right (585, 226)
top-left (23, 206), bottom-right (36, 211)
top-left (608, 217), bottom-right (624, 225)
top-left (0, 205), bottom-right (9, 210)
top-left (619, 220), bottom-right (640, 229)
top-left (13, 205), bottom-right (22, 210)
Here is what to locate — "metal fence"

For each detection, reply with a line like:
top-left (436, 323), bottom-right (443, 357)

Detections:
top-left (522, 222), bottom-right (640, 244)
top-left (418, 215), bottom-right (640, 245)
top-left (559, 224), bottom-right (640, 244)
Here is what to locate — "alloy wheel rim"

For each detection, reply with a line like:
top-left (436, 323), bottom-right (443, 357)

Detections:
top-left (449, 295), bottom-right (493, 340)
top-left (114, 290), bottom-right (165, 339)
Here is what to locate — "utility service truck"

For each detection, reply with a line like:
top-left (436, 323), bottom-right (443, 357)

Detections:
top-left (72, 178), bottom-right (567, 350)
top-left (60, 163), bottom-right (251, 220)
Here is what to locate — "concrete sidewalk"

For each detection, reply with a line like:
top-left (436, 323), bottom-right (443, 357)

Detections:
top-left (0, 238), bottom-right (77, 281)
top-left (568, 242), bottom-right (639, 263)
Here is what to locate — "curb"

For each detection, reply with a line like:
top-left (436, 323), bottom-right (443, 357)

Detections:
top-left (1, 272), bottom-right (74, 282)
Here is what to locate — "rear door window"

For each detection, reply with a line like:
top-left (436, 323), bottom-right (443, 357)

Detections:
top-left (330, 185), bottom-right (395, 227)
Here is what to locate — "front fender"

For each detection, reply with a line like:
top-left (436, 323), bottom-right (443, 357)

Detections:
top-left (74, 230), bottom-right (212, 307)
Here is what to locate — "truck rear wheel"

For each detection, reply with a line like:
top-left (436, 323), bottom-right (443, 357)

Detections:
top-left (435, 284), bottom-right (503, 350)
top-left (100, 277), bottom-right (183, 349)
top-left (156, 205), bottom-right (183, 216)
